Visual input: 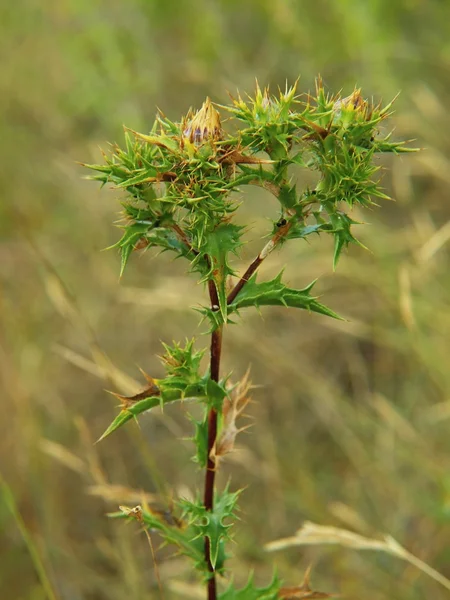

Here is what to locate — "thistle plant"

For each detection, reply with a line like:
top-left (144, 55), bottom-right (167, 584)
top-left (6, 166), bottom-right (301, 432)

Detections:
top-left (83, 78), bottom-right (413, 600)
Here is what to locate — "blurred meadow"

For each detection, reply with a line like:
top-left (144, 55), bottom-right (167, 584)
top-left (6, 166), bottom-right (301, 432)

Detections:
top-left (1, 0), bottom-right (450, 598)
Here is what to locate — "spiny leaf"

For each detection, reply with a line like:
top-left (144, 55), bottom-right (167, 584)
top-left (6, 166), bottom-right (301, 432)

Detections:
top-left (109, 222), bottom-right (151, 277)
top-left (179, 486), bottom-right (241, 570)
top-left (203, 222), bottom-right (244, 321)
top-left (206, 377), bottom-right (228, 411)
top-left (111, 504), bottom-right (207, 573)
top-left (97, 395), bottom-right (162, 442)
top-left (98, 382), bottom-right (207, 441)
top-left (278, 183), bottom-right (298, 209)
top-left (190, 412), bottom-right (209, 467)
top-left (286, 222), bottom-right (326, 241)
top-left (98, 346), bottom-right (209, 442)
top-left (229, 272), bottom-right (342, 320)
top-left (328, 211), bottom-right (367, 269)
top-left (116, 167), bottom-right (159, 187)
top-left (145, 227), bottom-right (187, 254)
top-left (219, 572), bottom-right (281, 600)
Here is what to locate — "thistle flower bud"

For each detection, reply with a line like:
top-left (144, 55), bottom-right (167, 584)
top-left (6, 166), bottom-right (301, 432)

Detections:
top-left (183, 97), bottom-right (222, 146)
top-left (333, 89), bottom-right (370, 127)
top-left (337, 89), bottom-right (367, 112)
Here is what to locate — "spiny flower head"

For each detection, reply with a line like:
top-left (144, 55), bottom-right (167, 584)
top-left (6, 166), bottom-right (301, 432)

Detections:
top-left (183, 97), bottom-right (223, 146)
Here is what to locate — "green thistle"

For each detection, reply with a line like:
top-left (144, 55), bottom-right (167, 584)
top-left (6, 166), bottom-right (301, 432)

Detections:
top-left (83, 77), bottom-right (415, 600)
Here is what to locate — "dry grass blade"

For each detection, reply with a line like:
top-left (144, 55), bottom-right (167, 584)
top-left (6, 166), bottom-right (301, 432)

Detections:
top-left (53, 344), bottom-right (140, 395)
top-left (86, 484), bottom-right (158, 505)
top-left (265, 521), bottom-right (450, 592)
top-left (416, 219), bottom-right (450, 263)
top-left (40, 439), bottom-right (86, 474)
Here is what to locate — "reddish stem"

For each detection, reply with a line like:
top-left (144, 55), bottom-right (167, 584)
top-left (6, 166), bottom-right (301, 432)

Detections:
top-left (202, 220), bottom-right (291, 599)
top-left (227, 220), bottom-right (292, 306)
top-left (226, 255), bottom-right (263, 305)
top-left (203, 280), bottom-right (223, 600)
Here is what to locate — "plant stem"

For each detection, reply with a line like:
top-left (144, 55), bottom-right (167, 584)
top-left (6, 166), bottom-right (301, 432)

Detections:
top-left (227, 255), bottom-right (263, 305)
top-left (202, 219), bottom-right (292, 599)
top-left (204, 280), bottom-right (223, 600)
top-left (227, 220), bottom-right (292, 305)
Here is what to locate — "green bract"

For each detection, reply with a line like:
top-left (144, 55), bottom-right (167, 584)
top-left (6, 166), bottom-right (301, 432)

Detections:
top-left (84, 78), bottom-right (414, 599)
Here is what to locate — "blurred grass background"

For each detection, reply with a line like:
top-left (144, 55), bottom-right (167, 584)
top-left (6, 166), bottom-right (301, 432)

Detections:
top-left (1, 0), bottom-right (450, 598)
